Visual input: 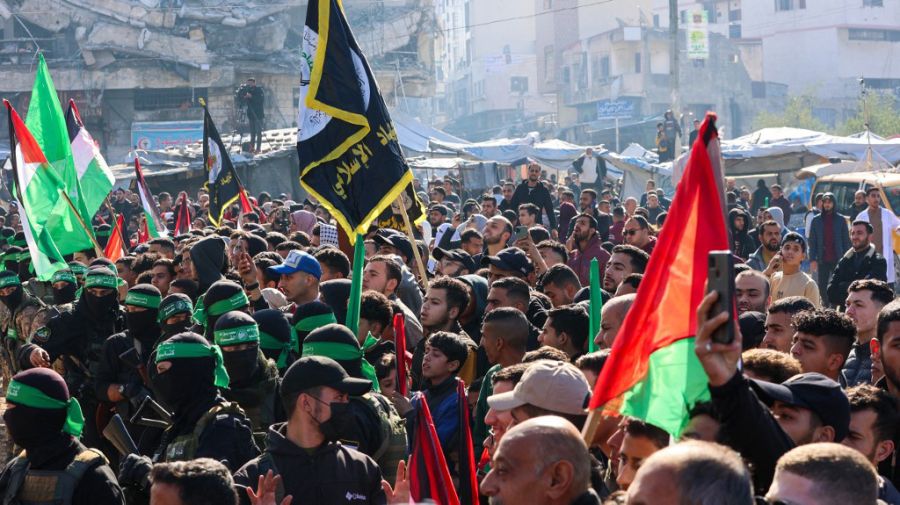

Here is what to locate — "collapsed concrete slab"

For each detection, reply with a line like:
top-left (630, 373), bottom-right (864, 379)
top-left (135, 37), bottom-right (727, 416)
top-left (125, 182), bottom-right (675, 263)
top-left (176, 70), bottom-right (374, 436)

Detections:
top-left (84, 22), bottom-right (210, 67)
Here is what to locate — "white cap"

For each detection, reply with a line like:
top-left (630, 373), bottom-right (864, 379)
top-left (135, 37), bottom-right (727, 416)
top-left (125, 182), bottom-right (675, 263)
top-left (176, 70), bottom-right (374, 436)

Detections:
top-left (487, 360), bottom-right (591, 416)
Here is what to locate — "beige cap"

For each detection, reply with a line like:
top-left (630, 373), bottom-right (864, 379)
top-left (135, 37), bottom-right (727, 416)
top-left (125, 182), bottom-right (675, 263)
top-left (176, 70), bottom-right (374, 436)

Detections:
top-left (487, 360), bottom-right (591, 416)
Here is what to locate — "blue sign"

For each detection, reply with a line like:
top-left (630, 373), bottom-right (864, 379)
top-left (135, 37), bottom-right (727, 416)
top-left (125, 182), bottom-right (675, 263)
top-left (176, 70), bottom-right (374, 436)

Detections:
top-left (131, 121), bottom-right (203, 150)
top-left (596, 100), bottom-right (635, 120)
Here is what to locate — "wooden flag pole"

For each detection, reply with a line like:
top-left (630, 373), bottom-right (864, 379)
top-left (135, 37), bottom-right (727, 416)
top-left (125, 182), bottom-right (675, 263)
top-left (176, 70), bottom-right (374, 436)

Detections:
top-left (395, 194), bottom-right (429, 291)
top-left (581, 410), bottom-right (602, 445)
top-left (58, 190), bottom-right (104, 258)
top-left (104, 200), bottom-right (128, 257)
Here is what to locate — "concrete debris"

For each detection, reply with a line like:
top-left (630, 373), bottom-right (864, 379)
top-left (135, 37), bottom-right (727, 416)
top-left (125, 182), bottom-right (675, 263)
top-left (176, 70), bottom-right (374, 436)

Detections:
top-left (85, 21), bottom-right (210, 68)
top-left (0, 0), bottom-right (11, 20)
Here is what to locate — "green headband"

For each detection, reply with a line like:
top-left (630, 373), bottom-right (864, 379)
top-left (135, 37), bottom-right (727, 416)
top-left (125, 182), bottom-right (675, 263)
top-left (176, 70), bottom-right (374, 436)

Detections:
top-left (84, 274), bottom-right (119, 289)
top-left (155, 341), bottom-right (230, 388)
top-left (68, 264), bottom-right (88, 276)
top-left (207, 292), bottom-right (250, 318)
top-left (0, 273), bottom-right (21, 288)
top-left (7, 380), bottom-right (85, 438)
top-left (259, 331), bottom-right (295, 369)
top-left (293, 312), bottom-right (337, 333)
top-left (214, 324), bottom-right (259, 346)
top-left (159, 299), bottom-right (193, 322)
top-left (302, 341), bottom-right (379, 393)
top-left (125, 291), bottom-right (161, 310)
top-left (95, 230), bottom-right (111, 238)
top-left (50, 270), bottom-right (76, 285)
top-left (11, 240), bottom-right (26, 248)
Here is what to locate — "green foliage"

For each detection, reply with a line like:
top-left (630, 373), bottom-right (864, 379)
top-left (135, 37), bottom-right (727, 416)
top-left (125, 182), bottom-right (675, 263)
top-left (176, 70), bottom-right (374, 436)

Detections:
top-left (752, 95), bottom-right (828, 132)
top-left (838, 92), bottom-right (900, 137)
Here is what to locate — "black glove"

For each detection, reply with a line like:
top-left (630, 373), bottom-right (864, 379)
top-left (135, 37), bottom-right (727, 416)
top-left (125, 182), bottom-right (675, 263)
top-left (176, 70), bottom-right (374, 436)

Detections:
top-left (118, 453), bottom-right (152, 490)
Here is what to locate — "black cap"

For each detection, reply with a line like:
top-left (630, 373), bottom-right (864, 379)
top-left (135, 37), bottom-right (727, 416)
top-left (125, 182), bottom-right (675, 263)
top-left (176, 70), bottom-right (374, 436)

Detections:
top-left (751, 372), bottom-right (850, 441)
top-left (822, 192), bottom-right (836, 203)
top-left (373, 230), bottom-right (413, 262)
top-left (432, 248), bottom-right (476, 274)
top-left (282, 356), bottom-right (371, 396)
top-left (480, 247), bottom-right (534, 276)
top-left (739, 311), bottom-right (766, 350)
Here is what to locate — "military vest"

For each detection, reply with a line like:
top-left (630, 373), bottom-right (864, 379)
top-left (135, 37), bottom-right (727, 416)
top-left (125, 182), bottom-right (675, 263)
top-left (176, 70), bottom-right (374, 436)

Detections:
top-left (155, 402), bottom-right (246, 463)
top-left (1, 449), bottom-right (106, 505)
top-left (357, 393), bottom-right (407, 484)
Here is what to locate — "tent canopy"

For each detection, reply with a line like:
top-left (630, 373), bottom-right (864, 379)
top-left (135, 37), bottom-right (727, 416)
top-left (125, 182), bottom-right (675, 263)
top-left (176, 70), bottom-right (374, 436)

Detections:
top-left (719, 128), bottom-right (900, 176)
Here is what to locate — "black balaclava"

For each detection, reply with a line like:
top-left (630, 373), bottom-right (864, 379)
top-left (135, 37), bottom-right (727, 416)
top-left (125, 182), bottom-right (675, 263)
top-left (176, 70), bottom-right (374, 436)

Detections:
top-left (125, 284), bottom-right (162, 351)
top-left (158, 293), bottom-right (194, 339)
top-left (3, 368), bottom-right (69, 450)
top-left (319, 279), bottom-right (351, 325)
top-left (202, 280), bottom-right (249, 341)
top-left (81, 267), bottom-right (120, 320)
top-left (3, 246), bottom-right (22, 273)
top-left (291, 301), bottom-right (337, 347)
top-left (214, 311), bottom-right (261, 386)
top-left (253, 309), bottom-right (295, 370)
top-left (0, 270), bottom-right (23, 311)
top-left (52, 284), bottom-right (76, 305)
top-left (151, 332), bottom-right (218, 414)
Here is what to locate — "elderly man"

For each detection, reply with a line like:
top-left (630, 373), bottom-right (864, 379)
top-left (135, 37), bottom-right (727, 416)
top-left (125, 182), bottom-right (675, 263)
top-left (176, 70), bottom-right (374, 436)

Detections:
top-left (480, 416), bottom-right (601, 505)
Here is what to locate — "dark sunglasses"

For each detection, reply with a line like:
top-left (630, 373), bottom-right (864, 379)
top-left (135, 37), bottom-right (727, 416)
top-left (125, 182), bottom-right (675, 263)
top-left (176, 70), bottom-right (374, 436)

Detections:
top-left (623, 229), bottom-right (640, 236)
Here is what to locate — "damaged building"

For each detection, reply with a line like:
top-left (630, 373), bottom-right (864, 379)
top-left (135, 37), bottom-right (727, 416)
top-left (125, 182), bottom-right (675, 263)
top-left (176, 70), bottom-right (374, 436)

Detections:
top-left (0, 0), bottom-right (438, 166)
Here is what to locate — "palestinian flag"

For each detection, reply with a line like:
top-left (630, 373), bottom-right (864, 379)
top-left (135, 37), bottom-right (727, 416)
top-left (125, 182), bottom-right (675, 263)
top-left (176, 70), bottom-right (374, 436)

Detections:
top-left (66, 99), bottom-right (115, 222)
top-left (297, 0), bottom-right (415, 242)
top-left (589, 114), bottom-right (728, 437)
top-left (5, 100), bottom-right (67, 280)
top-left (25, 54), bottom-right (95, 255)
top-left (134, 157), bottom-right (168, 238)
top-left (204, 107), bottom-right (246, 226)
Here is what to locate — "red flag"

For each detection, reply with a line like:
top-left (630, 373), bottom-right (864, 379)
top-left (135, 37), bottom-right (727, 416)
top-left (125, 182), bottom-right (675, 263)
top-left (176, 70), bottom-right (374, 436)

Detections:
top-left (174, 191), bottom-right (192, 235)
top-left (393, 313), bottom-right (408, 396)
top-left (103, 214), bottom-right (126, 262)
top-left (456, 381), bottom-right (480, 505)
top-left (239, 187), bottom-right (253, 215)
top-left (409, 393), bottom-right (459, 505)
top-left (137, 218), bottom-right (150, 244)
top-left (589, 113), bottom-right (728, 419)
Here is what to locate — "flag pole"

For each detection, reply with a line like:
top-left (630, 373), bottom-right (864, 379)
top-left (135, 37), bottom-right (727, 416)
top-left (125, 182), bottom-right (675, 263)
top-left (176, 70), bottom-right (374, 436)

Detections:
top-left (58, 189), bottom-right (104, 257)
top-left (104, 200), bottom-right (127, 257)
top-left (395, 194), bottom-right (429, 291)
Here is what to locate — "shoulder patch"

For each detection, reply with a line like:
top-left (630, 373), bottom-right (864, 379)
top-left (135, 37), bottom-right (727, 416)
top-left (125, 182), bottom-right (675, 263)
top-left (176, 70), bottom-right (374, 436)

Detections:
top-left (32, 326), bottom-right (50, 344)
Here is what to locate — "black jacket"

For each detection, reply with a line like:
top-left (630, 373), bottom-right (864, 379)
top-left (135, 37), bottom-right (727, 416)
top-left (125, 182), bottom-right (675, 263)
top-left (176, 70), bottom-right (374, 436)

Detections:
top-left (234, 423), bottom-right (386, 505)
top-left (572, 155), bottom-right (607, 185)
top-left (0, 436), bottom-right (125, 505)
top-left (808, 210), bottom-right (851, 263)
top-left (826, 244), bottom-right (888, 307)
top-left (510, 181), bottom-right (557, 230)
top-left (710, 372), bottom-right (795, 492)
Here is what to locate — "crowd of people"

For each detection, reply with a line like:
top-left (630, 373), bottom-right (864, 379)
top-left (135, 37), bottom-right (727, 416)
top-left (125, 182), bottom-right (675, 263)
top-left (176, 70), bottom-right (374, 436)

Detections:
top-left (0, 157), bottom-right (897, 505)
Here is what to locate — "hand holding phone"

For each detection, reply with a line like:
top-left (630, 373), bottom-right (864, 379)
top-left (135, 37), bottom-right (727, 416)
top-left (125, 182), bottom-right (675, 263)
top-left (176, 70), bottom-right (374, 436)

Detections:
top-left (706, 251), bottom-right (735, 344)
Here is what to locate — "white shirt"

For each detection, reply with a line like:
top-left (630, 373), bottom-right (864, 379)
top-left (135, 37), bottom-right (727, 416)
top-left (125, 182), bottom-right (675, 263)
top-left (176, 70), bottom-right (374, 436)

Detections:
top-left (856, 207), bottom-right (900, 283)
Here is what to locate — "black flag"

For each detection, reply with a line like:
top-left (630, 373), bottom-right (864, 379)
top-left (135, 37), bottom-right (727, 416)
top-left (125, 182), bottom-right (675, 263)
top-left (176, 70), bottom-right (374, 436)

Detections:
top-left (203, 107), bottom-right (245, 226)
top-left (297, 0), bottom-right (424, 239)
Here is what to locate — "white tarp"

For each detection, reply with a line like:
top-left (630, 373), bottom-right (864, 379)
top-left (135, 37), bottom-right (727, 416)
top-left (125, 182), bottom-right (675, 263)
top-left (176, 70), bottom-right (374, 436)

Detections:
top-left (392, 111), bottom-right (469, 155)
top-left (721, 128), bottom-right (900, 166)
top-left (429, 133), bottom-right (589, 171)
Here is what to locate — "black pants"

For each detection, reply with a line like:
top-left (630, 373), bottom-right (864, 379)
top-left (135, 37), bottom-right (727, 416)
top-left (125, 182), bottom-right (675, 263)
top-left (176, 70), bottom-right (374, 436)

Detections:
top-left (817, 260), bottom-right (837, 306)
top-left (248, 111), bottom-right (263, 151)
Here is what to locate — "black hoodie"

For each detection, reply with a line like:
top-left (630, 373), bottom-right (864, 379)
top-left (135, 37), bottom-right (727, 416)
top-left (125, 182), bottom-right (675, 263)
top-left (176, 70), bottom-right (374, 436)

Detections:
top-left (190, 236), bottom-right (226, 293)
top-left (233, 423), bottom-right (387, 505)
top-left (729, 208), bottom-right (756, 260)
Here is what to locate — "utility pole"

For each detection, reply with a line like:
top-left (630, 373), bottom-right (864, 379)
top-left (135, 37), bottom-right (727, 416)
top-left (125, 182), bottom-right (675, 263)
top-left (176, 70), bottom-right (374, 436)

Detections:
top-left (668, 0), bottom-right (681, 158)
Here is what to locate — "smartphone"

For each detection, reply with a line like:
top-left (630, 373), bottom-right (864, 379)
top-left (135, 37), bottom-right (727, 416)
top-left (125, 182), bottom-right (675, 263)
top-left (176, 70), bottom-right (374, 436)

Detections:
top-left (707, 250), bottom-right (735, 344)
top-left (515, 226), bottom-right (529, 241)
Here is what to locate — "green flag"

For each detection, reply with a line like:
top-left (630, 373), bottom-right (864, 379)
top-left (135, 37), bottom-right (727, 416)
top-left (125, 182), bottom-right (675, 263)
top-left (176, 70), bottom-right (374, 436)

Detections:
top-left (25, 54), bottom-right (94, 255)
top-left (5, 100), bottom-right (67, 280)
top-left (589, 258), bottom-right (602, 352)
top-left (346, 233), bottom-right (365, 336)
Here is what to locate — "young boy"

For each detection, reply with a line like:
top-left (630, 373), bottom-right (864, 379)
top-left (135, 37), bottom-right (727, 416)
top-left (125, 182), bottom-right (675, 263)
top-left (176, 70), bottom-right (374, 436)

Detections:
top-left (410, 331), bottom-right (473, 476)
top-left (766, 232), bottom-right (821, 307)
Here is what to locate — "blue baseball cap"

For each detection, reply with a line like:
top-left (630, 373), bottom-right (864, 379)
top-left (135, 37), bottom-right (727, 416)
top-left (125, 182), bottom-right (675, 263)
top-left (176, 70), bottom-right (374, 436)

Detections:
top-left (268, 250), bottom-right (322, 279)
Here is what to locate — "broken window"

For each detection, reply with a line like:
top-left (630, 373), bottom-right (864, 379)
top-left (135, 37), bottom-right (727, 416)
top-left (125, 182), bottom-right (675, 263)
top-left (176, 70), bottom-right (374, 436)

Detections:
top-left (134, 88), bottom-right (208, 112)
